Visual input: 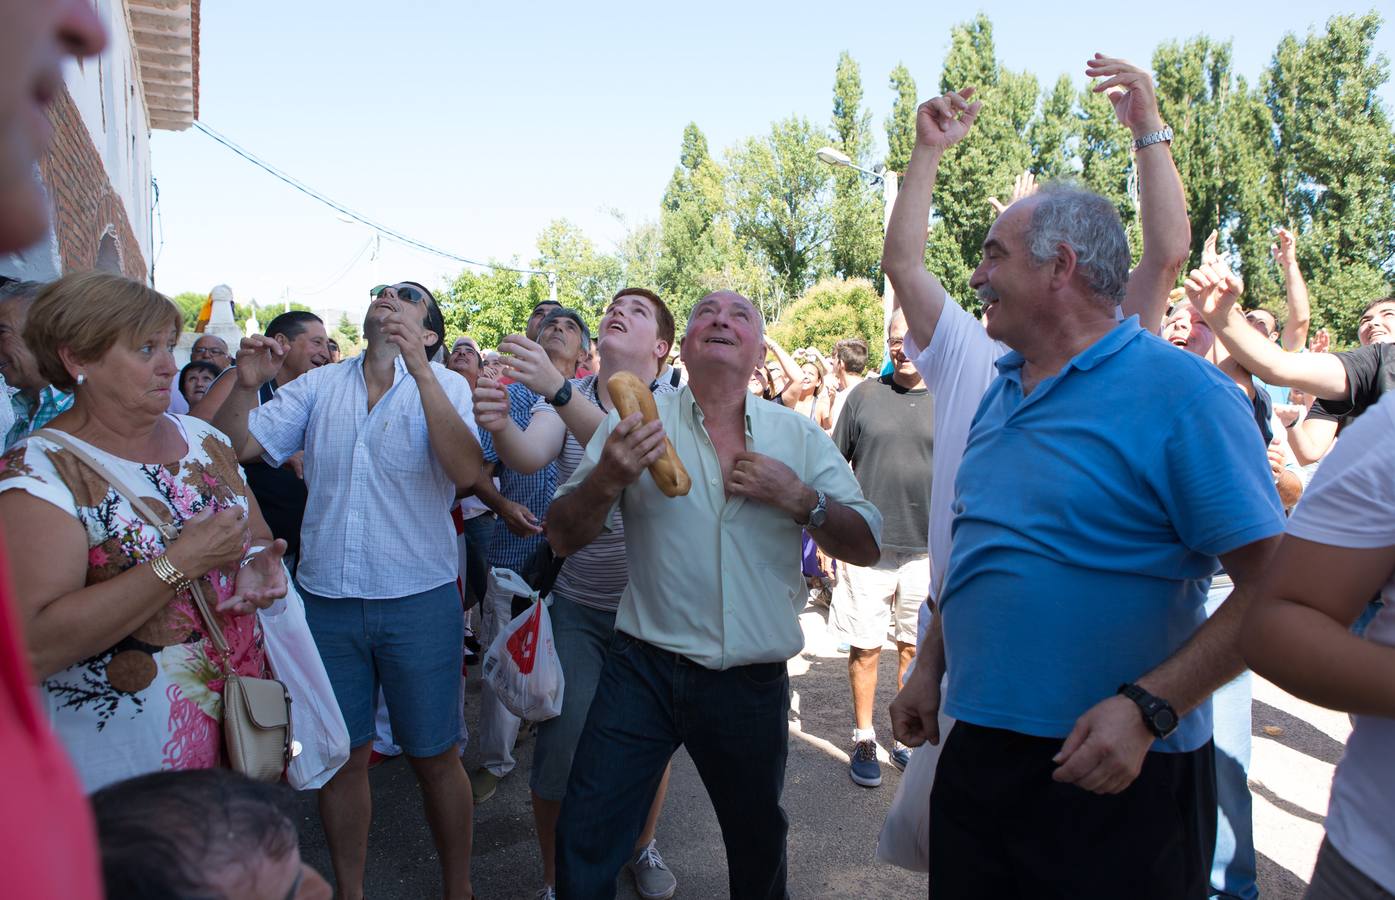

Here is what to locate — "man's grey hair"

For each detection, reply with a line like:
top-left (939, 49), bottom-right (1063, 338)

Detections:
top-left (1024, 183), bottom-right (1131, 304)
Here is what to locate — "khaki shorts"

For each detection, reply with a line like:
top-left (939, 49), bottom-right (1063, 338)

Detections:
top-left (829, 549), bottom-right (929, 650)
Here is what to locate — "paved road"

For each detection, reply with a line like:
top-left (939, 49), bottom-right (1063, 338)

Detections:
top-left (292, 599), bottom-right (1348, 898)
top-left (293, 599), bottom-right (927, 898)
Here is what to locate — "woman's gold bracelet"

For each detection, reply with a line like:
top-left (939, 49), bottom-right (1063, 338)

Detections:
top-left (150, 554), bottom-right (191, 592)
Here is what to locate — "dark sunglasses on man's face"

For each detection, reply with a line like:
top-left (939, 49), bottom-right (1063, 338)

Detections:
top-left (370, 284), bottom-right (427, 305)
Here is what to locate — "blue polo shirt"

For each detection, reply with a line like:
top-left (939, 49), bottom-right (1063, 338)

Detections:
top-left (940, 316), bottom-right (1285, 752)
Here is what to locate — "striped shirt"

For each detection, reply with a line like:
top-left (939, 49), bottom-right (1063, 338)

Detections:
top-left (482, 382), bottom-right (556, 573)
top-left (532, 375), bottom-right (676, 611)
top-left (249, 354), bottom-right (477, 600)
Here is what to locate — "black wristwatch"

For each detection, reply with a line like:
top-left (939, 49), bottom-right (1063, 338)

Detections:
top-left (1117, 683), bottom-right (1179, 740)
top-left (545, 380), bottom-right (572, 407)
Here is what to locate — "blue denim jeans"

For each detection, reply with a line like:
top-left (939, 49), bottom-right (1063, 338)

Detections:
top-left (555, 632), bottom-right (791, 900)
top-left (1206, 580), bottom-right (1257, 900)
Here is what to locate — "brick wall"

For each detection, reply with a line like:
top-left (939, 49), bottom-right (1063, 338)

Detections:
top-left (36, 86), bottom-right (149, 283)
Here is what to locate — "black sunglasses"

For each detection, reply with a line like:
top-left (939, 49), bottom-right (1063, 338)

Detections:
top-left (370, 284), bottom-right (427, 305)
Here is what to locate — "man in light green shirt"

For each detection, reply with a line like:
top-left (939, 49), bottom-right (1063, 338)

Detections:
top-left (549, 290), bottom-right (882, 898)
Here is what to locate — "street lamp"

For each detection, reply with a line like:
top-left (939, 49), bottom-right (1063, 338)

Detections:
top-left (817, 147), bottom-right (900, 361)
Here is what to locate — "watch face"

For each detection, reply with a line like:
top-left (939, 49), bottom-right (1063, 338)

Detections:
top-left (1154, 708), bottom-right (1178, 736)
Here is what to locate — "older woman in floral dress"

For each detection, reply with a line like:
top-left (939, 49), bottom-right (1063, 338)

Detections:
top-left (0, 272), bottom-right (287, 792)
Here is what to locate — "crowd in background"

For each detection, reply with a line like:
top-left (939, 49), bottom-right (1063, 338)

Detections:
top-left (3, 4), bottom-right (1395, 900)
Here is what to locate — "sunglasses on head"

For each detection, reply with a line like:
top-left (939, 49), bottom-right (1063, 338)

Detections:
top-left (370, 284), bottom-right (427, 304)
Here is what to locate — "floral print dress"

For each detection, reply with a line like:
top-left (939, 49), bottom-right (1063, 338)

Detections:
top-left (0, 415), bottom-right (268, 792)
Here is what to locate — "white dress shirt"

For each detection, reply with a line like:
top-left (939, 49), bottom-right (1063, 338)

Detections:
top-left (250, 354), bottom-right (477, 599)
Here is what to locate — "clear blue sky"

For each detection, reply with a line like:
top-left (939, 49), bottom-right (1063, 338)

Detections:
top-left (147, 1), bottom-right (1393, 321)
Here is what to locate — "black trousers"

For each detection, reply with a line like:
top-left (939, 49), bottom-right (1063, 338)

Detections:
top-left (929, 720), bottom-right (1217, 899)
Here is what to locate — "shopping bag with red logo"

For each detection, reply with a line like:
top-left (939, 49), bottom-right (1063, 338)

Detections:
top-left (481, 592), bottom-right (564, 721)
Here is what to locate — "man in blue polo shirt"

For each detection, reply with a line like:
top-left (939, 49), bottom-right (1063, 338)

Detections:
top-left (885, 71), bottom-right (1285, 899)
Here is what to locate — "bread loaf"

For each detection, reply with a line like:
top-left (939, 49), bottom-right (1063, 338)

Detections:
top-left (606, 371), bottom-right (691, 497)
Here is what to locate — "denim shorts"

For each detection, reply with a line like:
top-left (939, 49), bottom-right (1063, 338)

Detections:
top-left (530, 594), bottom-right (617, 801)
top-left (300, 581), bottom-right (464, 758)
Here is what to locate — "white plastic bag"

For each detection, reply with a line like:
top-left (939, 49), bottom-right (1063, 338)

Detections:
top-left (875, 709), bottom-right (952, 873)
top-left (259, 570), bottom-right (351, 790)
top-left (481, 583), bottom-right (564, 723)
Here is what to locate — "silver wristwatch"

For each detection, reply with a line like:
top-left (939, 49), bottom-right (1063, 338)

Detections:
top-left (1132, 126), bottom-right (1174, 152)
top-left (805, 490), bottom-right (828, 529)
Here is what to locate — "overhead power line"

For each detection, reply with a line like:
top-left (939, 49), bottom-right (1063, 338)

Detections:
top-left (191, 120), bottom-right (554, 280)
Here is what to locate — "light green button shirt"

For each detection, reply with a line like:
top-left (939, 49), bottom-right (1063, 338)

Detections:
top-left (557, 386), bottom-right (882, 669)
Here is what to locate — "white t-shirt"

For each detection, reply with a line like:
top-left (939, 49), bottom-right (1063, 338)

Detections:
top-left (904, 295), bottom-right (1007, 645)
top-left (1284, 390), bottom-right (1395, 893)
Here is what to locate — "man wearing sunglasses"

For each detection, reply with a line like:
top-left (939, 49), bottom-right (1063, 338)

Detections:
top-left (213, 280), bottom-right (482, 900)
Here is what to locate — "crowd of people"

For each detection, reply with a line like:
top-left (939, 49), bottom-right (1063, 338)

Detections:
top-left (1, 3), bottom-right (1394, 900)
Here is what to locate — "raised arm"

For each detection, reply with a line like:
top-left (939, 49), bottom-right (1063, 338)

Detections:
top-left (210, 337), bottom-right (281, 463)
top-left (1187, 259), bottom-right (1349, 398)
top-left (381, 308), bottom-right (483, 489)
top-left (189, 366), bottom-right (241, 422)
top-left (1086, 54), bottom-right (1191, 332)
top-left (495, 333), bottom-right (608, 447)
top-left (882, 87), bottom-right (980, 351)
top-left (471, 376), bottom-right (567, 475)
top-left (762, 336), bottom-right (803, 408)
top-left (1271, 227), bottom-right (1311, 352)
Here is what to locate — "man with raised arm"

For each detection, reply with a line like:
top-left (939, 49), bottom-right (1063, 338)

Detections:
top-left (1196, 266), bottom-right (1395, 464)
top-left (211, 282), bottom-right (481, 900)
top-left (473, 287), bottom-right (684, 900)
top-left (547, 290), bottom-right (881, 899)
top-left (884, 57), bottom-right (1284, 898)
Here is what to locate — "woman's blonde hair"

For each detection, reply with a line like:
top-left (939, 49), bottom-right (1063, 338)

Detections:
top-left (25, 272), bottom-right (182, 392)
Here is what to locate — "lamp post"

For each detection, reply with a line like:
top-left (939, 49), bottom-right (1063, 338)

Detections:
top-left (817, 147), bottom-right (900, 361)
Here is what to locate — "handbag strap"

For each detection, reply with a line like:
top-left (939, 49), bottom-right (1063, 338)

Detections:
top-left (33, 428), bottom-right (231, 657)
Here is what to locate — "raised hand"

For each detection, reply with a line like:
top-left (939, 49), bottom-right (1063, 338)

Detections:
top-left (233, 335), bottom-right (285, 390)
top-left (1184, 259), bottom-right (1244, 322)
top-left (988, 170), bottom-right (1039, 215)
top-left (221, 539), bottom-right (289, 615)
top-left (915, 87), bottom-right (981, 151)
top-left (1271, 226), bottom-right (1298, 269)
top-left (381, 307), bottom-right (431, 375)
top-left (471, 375), bottom-right (512, 434)
top-left (497, 333), bottom-right (565, 398)
top-left (1202, 229), bottom-right (1219, 266)
top-left (1086, 54), bottom-right (1164, 137)
top-left (1309, 327), bottom-right (1331, 354)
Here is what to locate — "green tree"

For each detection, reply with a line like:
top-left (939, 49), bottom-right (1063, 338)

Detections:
top-left (830, 52), bottom-right (885, 284)
top-left (532, 218), bottom-right (622, 324)
top-left (767, 278), bottom-right (886, 371)
top-left (727, 115), bottom-right (834, 312)
top-left (1262, 12), bottom-right (1395, 341)
top-left (1029, 75), bottom-right (1079, 181)
top-left (885, 63), bottom-right (918, 175)
top-left (438, 265), bottom-right (548, 351)
top-left (334, 311), bottom-right (361, 347)
top-left (170, 291), bottom-right (205, 330)
top-left (931, 15), bottom-right (1038, 307)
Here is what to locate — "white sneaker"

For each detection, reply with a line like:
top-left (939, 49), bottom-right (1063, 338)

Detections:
top-left (532, 887), bottom-right (556, 900)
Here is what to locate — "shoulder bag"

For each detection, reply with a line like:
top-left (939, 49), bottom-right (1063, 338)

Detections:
top-left (35, 429), bottom-right (292, 782)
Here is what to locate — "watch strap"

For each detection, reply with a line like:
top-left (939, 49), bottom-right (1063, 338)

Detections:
top-left (1131, 126), bottom-right (1173, 152)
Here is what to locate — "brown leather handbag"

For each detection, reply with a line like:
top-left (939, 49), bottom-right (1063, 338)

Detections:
top-left (36, 429), bottom-right (293, 782)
